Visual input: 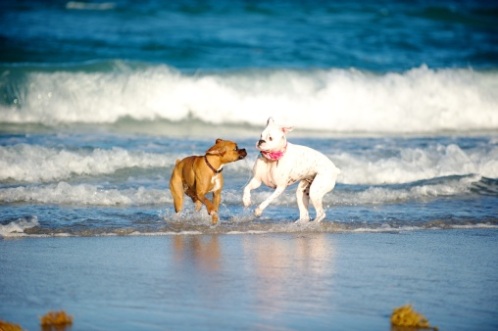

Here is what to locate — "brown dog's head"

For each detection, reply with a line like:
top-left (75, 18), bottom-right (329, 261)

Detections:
top-left (206, 138), bottom-right (247, 163)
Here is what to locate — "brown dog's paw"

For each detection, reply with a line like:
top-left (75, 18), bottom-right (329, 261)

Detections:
top-left (210, 212), bottom-right (219, 225)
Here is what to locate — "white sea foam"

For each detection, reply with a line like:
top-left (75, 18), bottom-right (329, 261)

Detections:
top-left (1, 175), bottom-right (477, 207)
top-left (66, 1), bottom-right (116, 10)
top-left (0, 144), bottom-right (174, 182)
top-left (0, 182), bottom-right (170, 206)
top-left (1, 65), bottom-right (497, 133)
top-left (0, 217), bottom-right (39, 237)
top-left (352, 223), bottom-right (498, 233)
top-left (240, 175), bottom-right (478, 207)
top-left (333, 143), bottom-right (498, 185)
top-left (2, 141), bottom-right (496, 187)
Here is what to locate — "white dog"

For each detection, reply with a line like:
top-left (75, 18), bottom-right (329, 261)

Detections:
top-left (243, 117), bottom-right (340, 223)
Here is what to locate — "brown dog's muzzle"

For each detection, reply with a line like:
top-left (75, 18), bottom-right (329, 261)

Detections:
top-left (238, 148), bottom-right (247, 159)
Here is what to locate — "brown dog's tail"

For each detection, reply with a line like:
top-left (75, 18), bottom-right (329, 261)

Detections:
top-left (169, 162), bottom-right (184, 213)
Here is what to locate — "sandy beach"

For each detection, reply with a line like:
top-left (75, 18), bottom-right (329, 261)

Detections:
top-left (1, 228), bottom-right (497, 331)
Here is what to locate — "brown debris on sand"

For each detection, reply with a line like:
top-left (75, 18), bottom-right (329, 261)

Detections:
top-left (391, 304), bottom-right (438, 330)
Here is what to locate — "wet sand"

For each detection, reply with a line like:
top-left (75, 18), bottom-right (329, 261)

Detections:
top-left (1, 229), bottom-right (497, 330)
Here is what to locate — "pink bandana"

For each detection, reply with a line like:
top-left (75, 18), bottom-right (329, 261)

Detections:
top-left (260, 143), bottom-right (287, 161)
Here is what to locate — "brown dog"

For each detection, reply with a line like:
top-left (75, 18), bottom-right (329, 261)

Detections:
top-left (169, 139), bottom-right (247, 224)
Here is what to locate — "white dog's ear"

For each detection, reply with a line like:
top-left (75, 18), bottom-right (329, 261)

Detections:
top-left (266, 117), bottom-right (275, 126)
top-left (281, 126), bottom-right (293, 134)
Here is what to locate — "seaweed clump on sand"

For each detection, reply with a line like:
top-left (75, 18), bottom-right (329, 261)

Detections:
top-left (40, 310), bottom-right (73, 330)
top-left (0, 320), bottom-right (23, 331)
top-left (391, 304), bottom-right (438, 330)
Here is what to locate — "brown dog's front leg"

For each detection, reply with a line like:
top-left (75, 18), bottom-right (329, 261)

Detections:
top-left (196, 192), bottom-right (218, 224)
top-left (211, 189), bottom-right (222, 224)
top-left (213, 189), bottom-right (221, 211)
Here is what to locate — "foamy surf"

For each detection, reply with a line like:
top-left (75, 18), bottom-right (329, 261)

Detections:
top-left (0, 216), bottom-right (39, 237)
top-left (0, 175), bottom-right (491, 207)
top-left (1, 139), bottom-right (496, 184)
top-left (0, 144), bottom-right (174, 182)
top-left (1, 64), bottom-right (497, 134)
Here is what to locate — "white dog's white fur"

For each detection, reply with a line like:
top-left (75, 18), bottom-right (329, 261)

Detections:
top-left (243, 117), bottom-right (340, 223)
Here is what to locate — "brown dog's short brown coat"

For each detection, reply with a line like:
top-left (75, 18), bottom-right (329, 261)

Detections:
top-left (169, 139), bottom-right (247, 224)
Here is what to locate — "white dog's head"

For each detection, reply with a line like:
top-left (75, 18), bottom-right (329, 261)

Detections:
top-left (257, 117), bottom-right (293, 153)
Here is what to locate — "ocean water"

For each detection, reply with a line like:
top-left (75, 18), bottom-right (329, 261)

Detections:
top-left (0, 0), bottom-right (497, 237)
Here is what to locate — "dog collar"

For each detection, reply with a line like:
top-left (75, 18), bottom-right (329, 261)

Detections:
top-left (204, 155), bottom-right (223, 174)
top-left (260, 143), bottom-right (287, 161)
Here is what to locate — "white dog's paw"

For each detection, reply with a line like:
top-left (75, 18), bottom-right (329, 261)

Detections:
top-left (295, 218), bottom-right (310, 225)
top-left (254, 207), bottom-right (263, 217)
top-left (243, 195), bottom-right (251, 208)
top-left (314, 213), bottom-right (326, 223)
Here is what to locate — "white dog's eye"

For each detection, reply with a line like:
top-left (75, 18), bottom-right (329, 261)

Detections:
top-left (269, 137), bottom-right (273, 141)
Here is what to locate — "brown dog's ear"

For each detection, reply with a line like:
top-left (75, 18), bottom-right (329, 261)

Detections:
top-left (206, 142), bottom-right (225, 155)
top-left (206, 139), bottom-right (225, 155)
top-left (206, 148), bottom-right (221, 155)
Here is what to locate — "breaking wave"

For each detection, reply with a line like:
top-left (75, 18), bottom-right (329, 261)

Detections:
top-left (1, 63), bottom-right (497, 134)
top-left (1, 141), bottom-right (496, 184)
top-left (0, 175), bottom-right (494, 207)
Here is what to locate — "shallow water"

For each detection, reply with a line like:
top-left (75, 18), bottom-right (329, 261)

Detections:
top-left (1, 131), bottom-right (497, 237)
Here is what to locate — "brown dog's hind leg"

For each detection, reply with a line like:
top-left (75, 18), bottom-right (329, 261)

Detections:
top-left (169, 176), bottom-right (184, 213)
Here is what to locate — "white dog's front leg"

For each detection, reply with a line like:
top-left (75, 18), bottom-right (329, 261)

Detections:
top-left (295, 180), bottom-right (311, 223)
top-left (255, 186), bottom-right (286, 217)
top-left (243, 177), bottom-right (261, 208)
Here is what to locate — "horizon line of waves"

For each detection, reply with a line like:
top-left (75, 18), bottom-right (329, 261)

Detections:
top-left (1, 65), bottom-right (497, 134)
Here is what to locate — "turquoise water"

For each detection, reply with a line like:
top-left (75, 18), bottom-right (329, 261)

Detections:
top-left (1, 1), bottom-right (497, 70)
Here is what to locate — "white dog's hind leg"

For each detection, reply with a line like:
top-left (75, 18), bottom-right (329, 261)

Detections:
top-left (295, 180), bottom-right (311, 223)
top-left (309, 173), bottom-right (336, 222)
